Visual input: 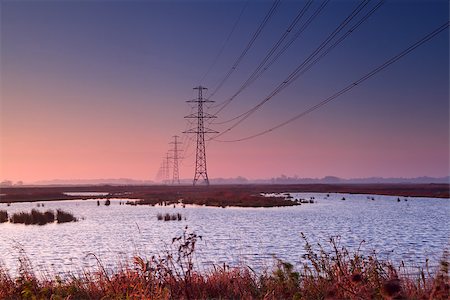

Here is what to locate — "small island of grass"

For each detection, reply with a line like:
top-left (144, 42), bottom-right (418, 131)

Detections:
top-left (3, 209), bottom-right (77, 225)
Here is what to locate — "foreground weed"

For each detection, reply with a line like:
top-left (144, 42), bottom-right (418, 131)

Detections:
top-left (0, 231), bottom-right (448, 299)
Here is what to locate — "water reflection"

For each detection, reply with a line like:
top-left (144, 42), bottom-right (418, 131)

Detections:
top-left (0, 193), bottom-right (448, 276)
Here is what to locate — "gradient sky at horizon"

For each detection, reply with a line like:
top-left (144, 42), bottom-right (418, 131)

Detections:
top-left (1, 0), bottom-right (449, 183)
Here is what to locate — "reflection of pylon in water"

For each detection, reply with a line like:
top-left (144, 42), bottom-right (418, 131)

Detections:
top-left (183, 86), bottom-right (218, 186)
top-left (169, 135), bottom-right (181, 184)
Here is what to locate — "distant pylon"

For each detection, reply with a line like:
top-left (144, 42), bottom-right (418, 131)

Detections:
top-left (169, 135), bottom-right (182, 185)
top-left (183, 86), bottom-right (218, 186)
top-left (155, 161), bottom-right (164, 182)
top-left (164, 152), bottom-right (170, 184)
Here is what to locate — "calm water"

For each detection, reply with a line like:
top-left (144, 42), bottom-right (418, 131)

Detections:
top-left (0, 193), bottom-right (448, 276)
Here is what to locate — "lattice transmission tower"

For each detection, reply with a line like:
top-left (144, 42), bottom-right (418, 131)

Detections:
top-left (155, 161), bottom-right (164, 182)
top-left (163, 152), bottom-right (170, 184)
top-left (169, 135), bottom-right (182, 184)
top-left (183, 86), bottom-right (217, 186)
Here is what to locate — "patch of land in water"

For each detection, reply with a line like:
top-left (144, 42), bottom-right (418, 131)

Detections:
top-left (0, 183), bottom-right (448, 207)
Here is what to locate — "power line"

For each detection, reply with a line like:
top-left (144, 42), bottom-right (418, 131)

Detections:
top-left (215, 0), bottom-right (382, 126)
top-left (178, 105), bottom-right (196, 165)
top-left (212, 21), bottom-right (449, 142)
top-left (199, 0), bottom-right (250, 84)
top-left (210, 0), bottom-right (376, 138)
top-left (207, 0), bottom-right (281, 100)
top-left (212, 0), bottom-right (325, 115)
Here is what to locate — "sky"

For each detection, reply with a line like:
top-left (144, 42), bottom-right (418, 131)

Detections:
top-left (0, 0), bottom-right (449, 183)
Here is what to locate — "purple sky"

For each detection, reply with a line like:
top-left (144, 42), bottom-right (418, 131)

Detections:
top-left (1, 0), bottom-right (448, 183)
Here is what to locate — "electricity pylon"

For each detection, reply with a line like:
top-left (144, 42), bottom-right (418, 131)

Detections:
top-left (163, 152), bottom-right (170, 184)
top-left (183, 86), bottom-right (218, 186)
top-left (169, 135), bottom-right (182, 185)
top-left (155, 161), bottom-right (164, 182)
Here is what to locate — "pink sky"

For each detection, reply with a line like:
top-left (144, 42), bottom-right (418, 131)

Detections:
top-left (1, 1), bottom-right (448, 183)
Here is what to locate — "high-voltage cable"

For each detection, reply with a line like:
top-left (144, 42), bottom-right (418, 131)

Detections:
top-left (199, 0), bottom-right (250, 84)
top-left (210, 0), bottom-right (376, 137)
top-left (212, 21), bottom-right (449, 142)
top-left (207, 0), bottom-right (281, 100)
top-left (212, 0), bottom-right (323, 115)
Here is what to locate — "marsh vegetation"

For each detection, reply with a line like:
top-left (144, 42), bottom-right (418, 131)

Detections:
top-left (0, 229), bottom-right (448, 299)
top-left (156, 212), bottom-right (183, 221)
top-left (0, 210), bottom-right (8, 223)
top-left (1, 184), bottom-right (448, 206)
top-left (3, 209), bottom-right (77, 225)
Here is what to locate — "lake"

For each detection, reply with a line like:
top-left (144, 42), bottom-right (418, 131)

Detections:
top-left (0, 192), bottom-right (448, 276)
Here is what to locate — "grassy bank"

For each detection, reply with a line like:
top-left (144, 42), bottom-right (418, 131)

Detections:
top-left (0, 230), bottom-right (448, 299)
top-left (1, 184), bottom-right (448, 207)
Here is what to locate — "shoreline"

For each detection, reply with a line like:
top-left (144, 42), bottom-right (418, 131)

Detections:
top-left (1, 231), bottom-right (448, 299)
top-left (0, 183), bottom-right (448, 207)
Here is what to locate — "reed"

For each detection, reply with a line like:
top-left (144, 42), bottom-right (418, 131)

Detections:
top-left (0, 231), bottom-right (448, 299)
top-left (56, 209), bottom-right (77, 223)
top-left (8, 209), bottom-right (77, 225)
top-left (157, 212), bottom-right (183, 221)
top-left (0, 210), bottom-right (8, 223)
top-left (10, 209), bottom-right (55, 225)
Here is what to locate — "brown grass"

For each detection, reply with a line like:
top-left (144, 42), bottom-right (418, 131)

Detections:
top-left (133, 188), bottom-right (300, 208)
top-left (0, 210), bottom-right (8, 223)
top-left (9, 209), bottom-right (55, 225)
top-left (0, 229), bottom-right (448, 299)
top-left (2, 183), bottom-right (448, 206)
top-left (56, 209), bottom-right (77, 223)
top-left (157, 213), bottom-right (183, 221)
top-left (6, 209), bottom-right (77, 225)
